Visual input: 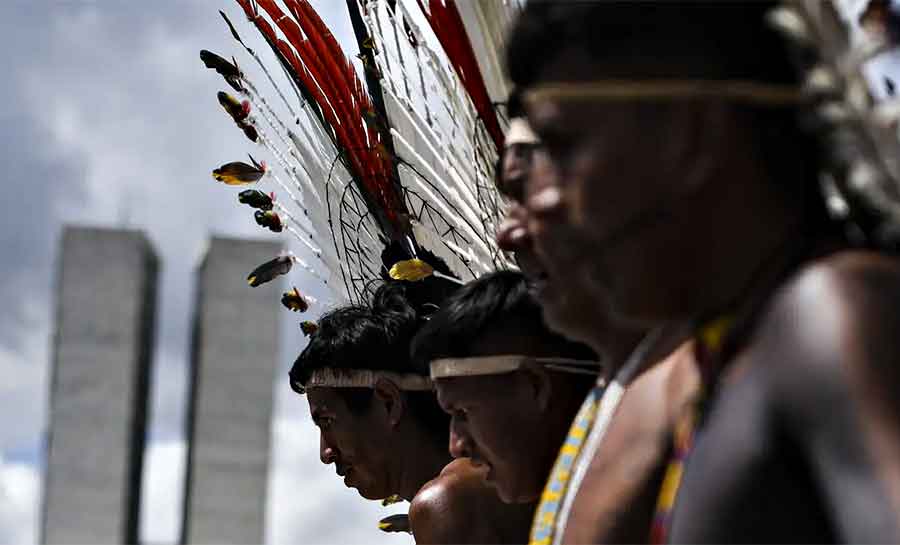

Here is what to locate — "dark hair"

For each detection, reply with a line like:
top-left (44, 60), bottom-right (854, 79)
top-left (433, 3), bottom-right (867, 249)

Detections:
top-left (290, 281), bottom-right (449, 435)
top-left (411, 270), bottom-right (596, 372)
top-left (506, 2), bottom-right (798, 90)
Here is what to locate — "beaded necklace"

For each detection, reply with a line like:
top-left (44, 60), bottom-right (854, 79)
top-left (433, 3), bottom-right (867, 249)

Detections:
top-left (529, 327), bottom-right (670, 545)
top-left (648, 315), bottom-right (735, 544)
top-left (648, 238), bottom-right (816, 543)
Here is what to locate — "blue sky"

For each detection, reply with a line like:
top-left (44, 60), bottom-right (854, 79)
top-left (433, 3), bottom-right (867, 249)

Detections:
top-left (0, 1), bottom-right (406, 543)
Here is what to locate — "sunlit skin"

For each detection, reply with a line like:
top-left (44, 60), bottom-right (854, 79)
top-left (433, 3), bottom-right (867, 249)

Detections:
top-left (433, 322), bottom-right (593, 505)
top-left (306, 380), bottom-right (533, 543)
top-left (438, 372), bottom-right (555, 504)
top-left (520, 31), bottom-right (900, 545)
top-left (307, 381), bottom-right (447, 501)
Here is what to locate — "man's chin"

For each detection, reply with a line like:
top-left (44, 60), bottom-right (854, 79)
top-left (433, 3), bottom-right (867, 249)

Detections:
top-left (348, 479), bottom-right (389, 501)
top-left (539, 294), bottom-right (594, 344)
top-left (495, 484), bottom-right (538, 505)
top-left (353, 486), bottom-right (381, 500)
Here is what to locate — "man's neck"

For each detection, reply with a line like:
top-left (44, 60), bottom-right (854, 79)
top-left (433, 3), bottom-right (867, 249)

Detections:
top-left (393, 425), bottom-right (452, 501)
top-left (591, 327), bottom-right (645, 375)
top-left (687, 189), bottom-right (809, 327)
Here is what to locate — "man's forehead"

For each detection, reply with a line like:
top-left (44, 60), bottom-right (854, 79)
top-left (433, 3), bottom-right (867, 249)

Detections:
top-left (306, 387), bottom-right (342, 412)
top-left (524, 98), bottom-right (566, 134)
top-left (435, 375), bottom-right (497, 404)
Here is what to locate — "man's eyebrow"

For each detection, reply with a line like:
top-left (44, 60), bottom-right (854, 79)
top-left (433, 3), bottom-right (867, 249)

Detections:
top-left (310, 408), bottom-right (330, 423)
top-left (435, 389), bottom-right (455, 411)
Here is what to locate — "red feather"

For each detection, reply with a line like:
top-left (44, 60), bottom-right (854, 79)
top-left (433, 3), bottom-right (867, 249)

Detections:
top-left (233, 0), bottom-right (403, 232)
top-left (416, 0), bottom-right (503, 151)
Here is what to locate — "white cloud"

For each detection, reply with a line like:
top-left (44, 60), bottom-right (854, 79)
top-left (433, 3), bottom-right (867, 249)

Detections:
top-left (140, 440), bottom-right (186, 544)
top-left (0, 334), bottom-right (48, 455)
top-left (1, 1), bottom-right (414, 544)
top-left (0, 456), bottom-right (39, 545)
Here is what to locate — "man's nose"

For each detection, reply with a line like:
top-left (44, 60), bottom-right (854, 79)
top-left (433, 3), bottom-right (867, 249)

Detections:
top-left (524, 151), bottom-right (565, 220)
top-left (448, 423), bottom-right (472, 459)
top-left (527, 184), bottom-right (565, 221)
top-left (495, 204), bottom-right (532, 253)
top-left (320, 433), bottom-right (337, 465)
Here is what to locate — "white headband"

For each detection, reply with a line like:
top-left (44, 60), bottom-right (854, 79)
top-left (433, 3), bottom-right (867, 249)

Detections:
top-left (293, 367), bottom-right (433, 394)
top-left (505, 117), bottom-right (540, 147)
top-left (430, 355), bottom-right (601, 380)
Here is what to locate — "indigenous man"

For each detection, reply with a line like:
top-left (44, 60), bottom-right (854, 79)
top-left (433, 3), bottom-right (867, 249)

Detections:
top-left (508, 1), bottom-right (900, 542)
top-left (290, 282), bottom-right (533, 543)
top-left (496, 92), bottom-right (643, 352)
top-left (496, 90), bottom-right (689, 545)
top-left (411, 270), bottom-right (598, 504)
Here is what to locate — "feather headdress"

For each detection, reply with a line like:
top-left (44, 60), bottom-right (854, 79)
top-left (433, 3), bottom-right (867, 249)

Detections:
top-left (200, 0), bottom-right (517, 317)
top-left (771, 0), bottom-right (900, 248)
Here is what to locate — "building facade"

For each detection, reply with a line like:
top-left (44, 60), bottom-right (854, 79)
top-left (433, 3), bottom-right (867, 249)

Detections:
top-left (180, 237), bottom-right (281, 544)
top-left (42, 227), bottom-right (158, 544)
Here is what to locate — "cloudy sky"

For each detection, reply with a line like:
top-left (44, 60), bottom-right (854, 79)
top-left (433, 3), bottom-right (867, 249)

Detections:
top-left (3, 1), bottom-right (899, 545)
top-left (0, 1), bottom-right (406, 543)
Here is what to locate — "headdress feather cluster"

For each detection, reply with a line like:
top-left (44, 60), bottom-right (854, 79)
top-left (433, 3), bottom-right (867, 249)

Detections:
top-left (772, 0), bottom-right (900, 249)
top-left (199, 0), bottom-right (519, 328)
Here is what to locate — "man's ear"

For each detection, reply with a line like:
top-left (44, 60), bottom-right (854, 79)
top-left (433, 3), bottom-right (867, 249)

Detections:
top-left (373, 377), bottom-right (406, 428)
top-left (520, 362), bottom-right (553, 413)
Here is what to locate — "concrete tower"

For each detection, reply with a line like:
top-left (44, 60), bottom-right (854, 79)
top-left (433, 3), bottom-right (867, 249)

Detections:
top-left (42, 227), bottom-right (158, 544)
top-left (181, 237), bottom-right (280, 544)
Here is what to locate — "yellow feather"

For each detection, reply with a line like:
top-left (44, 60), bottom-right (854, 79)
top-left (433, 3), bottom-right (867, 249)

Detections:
top-left (388, 259), bottom-right (434, 282)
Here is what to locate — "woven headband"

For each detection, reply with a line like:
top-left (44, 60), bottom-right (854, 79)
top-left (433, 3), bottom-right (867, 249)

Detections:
top-left (505, 117), bottom-right (541, 146)
top-left (430, 355), bottom-right (602, 380)
top-left (293, 367), bottom-right (433, 394)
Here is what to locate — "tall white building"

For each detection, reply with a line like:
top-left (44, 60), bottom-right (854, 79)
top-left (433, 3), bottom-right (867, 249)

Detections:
top-left (42, 227), bottom-right (158, 544)
top-left (180, 237), bottom-right (281, 544)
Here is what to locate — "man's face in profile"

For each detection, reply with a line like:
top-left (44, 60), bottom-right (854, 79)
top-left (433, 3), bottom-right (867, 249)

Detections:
top-left (433, 324), bottom-right (570, 504)
top-left (523, 47), bottom-right (724, 326)
top-left (496, 118), bottom-right (545, 283)
top-left (496, 118), bottom-right (612, 340)
top-left (436, 370), bottom-right (551, 504)
top-left (306, 386), bottom-right (394, 500)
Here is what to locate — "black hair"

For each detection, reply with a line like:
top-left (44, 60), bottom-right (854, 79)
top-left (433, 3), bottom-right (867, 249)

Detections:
top-left (411, 270), bottom-right (597, 373)
top-left (290, 281), bottom-right (450, 436)
top-left (506, 2), bottom-right (799, 90)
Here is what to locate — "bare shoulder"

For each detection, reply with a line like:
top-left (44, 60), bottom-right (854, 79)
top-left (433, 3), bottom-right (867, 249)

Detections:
top-left (411, 458), bottom-right (483, 516)
top-left (754, 250), bottom-right (900, 358)
top-left (409, 459), bottom-right (496, 544)
top-left (746, 250), bottom-right (900, 419)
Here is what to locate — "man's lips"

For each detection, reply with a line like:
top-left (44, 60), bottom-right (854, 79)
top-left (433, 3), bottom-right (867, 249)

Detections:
top-left (469, 456), bottom-right (494, 478)
top-left (336, 464), bottom-right (350, 477)
top-left (514, 250), bottom-right (546, 284)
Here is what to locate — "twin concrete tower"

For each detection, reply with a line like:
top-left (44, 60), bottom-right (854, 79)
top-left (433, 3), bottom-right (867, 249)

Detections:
top-left (41, 227), bottom-right (281, 544)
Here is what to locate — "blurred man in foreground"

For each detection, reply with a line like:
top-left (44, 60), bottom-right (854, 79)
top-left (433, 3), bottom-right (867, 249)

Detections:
top-left (508, 1), bottom-right (900, 541)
